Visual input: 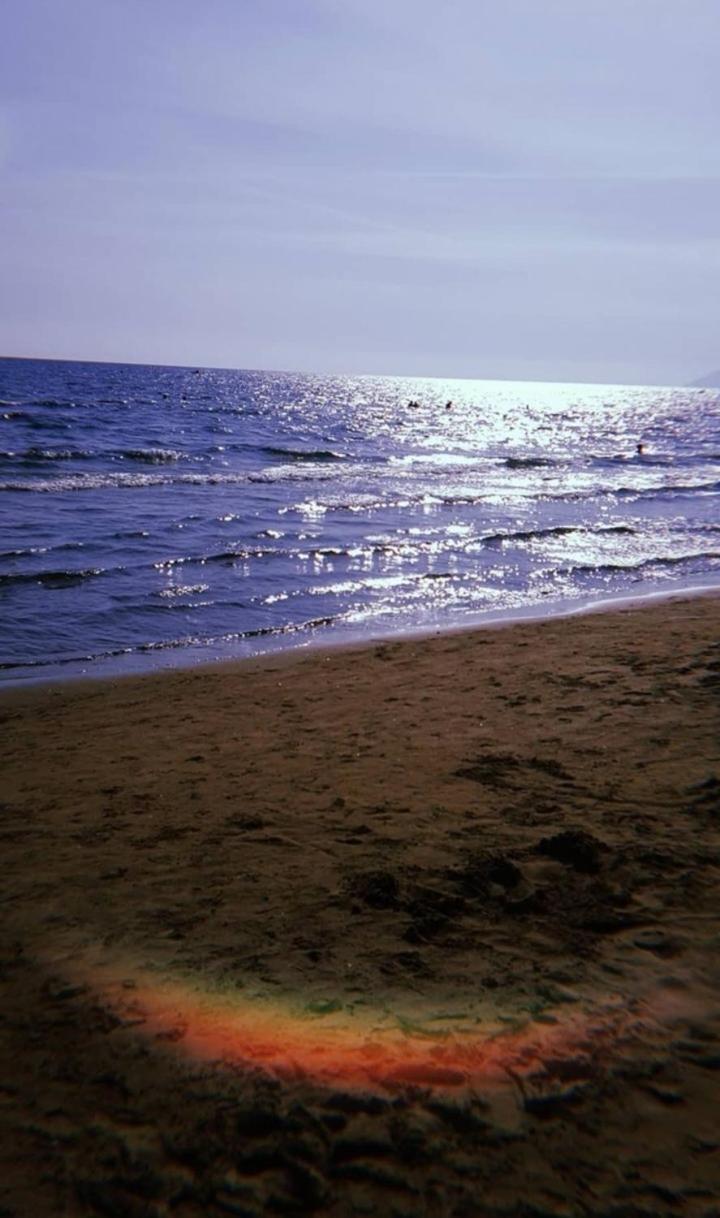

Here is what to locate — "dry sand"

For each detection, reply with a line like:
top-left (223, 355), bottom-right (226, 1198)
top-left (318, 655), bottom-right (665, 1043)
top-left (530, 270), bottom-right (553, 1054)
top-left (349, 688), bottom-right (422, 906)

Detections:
top-left (1, 594), bottom-right (720, 1217)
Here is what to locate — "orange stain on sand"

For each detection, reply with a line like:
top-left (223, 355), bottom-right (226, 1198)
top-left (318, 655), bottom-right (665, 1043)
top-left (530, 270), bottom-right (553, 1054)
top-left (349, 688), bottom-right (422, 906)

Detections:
top-left (71, 956), bottom-right (691, 1092)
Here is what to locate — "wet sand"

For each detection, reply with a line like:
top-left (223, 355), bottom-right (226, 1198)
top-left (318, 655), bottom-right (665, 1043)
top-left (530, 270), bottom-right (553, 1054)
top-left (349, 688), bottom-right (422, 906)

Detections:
top-left (1, 594), bottom-right (720, 1216)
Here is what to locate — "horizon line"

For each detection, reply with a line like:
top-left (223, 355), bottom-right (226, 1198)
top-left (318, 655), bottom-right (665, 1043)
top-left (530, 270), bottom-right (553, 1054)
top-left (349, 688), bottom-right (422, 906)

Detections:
top-left (0, 352), bottom-right (706, 392)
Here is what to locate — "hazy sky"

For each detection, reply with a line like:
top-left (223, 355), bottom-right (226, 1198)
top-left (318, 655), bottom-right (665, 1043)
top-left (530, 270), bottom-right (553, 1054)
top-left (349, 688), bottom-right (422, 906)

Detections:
top-left (1, 0), bottom-right (718, 383)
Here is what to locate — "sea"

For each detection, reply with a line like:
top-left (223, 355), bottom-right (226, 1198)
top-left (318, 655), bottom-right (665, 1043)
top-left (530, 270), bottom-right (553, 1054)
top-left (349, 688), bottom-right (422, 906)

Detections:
top-left (1, 357), bottom-right (719, 685)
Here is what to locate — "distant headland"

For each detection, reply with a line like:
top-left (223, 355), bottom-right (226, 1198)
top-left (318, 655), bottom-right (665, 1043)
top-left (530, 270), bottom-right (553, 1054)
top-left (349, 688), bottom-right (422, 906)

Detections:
top-left (692, 370), bottom-right (720, 388)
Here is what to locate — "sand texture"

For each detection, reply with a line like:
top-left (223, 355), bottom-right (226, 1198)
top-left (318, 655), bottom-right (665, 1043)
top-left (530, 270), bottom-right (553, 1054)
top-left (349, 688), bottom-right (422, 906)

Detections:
top-left (1, 594), bottom-right (720, 1216)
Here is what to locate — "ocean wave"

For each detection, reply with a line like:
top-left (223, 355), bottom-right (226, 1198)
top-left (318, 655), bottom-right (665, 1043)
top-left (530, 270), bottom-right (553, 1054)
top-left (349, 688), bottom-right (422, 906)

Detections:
top-left (0, 611), bottom-right (342, 671)
top-left (614, 480), bottom-right (720, 499)
top-left (0, 546), bottom-right (49, 560)
top-left (0, 447), bottom-right (96, 463)
top-left (0, 446), bottom-right (189, 465)
top-left (119, 448), bottom-right (186, 463)
top-left (0, 464), bottom-right (693, 509)
top-left (152, 548), bottom-right (271, 569)
top-left (0, 442), bottom-right (335, 468)
top-left (261, 445), bottom-right (348, 462)
top-left (143, 526), bottom-right (648, 574)
top-left (248, 461), bottom-right (367, 484)
top-left (0, 464), bottom-right (370, 492)
top-left (484, 524), bottom-right (578, 545)
top-left (504, 456), bottom-right (558, 469)
top-left (22, 398), bottom-right (77, 409)
top-left (561, 550), bottom-right (720, 578)
top-left (151, 540), bottom-right (402, 571)
top-left (0, 566), bottom-right (107, 588)
top-left (483, 523), bottom-right (636, 546)
top-left (130, 614), bottom-right (338, 654)
top-left (0, 470), bottom-right (250, 492)
top-left (528, 478), bottom-right (720, 505)
top-left (155, 584), bottom-right (210, 599)
top-left (151, 539), bottom-right (416, 571)
top-left (262, 569), bottom-right (462, 604)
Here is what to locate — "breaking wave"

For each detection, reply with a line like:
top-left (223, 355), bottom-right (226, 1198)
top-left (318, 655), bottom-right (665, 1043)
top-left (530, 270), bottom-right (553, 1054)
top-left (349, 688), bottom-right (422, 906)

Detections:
top-left (0, 566), bottom-right (108, 588)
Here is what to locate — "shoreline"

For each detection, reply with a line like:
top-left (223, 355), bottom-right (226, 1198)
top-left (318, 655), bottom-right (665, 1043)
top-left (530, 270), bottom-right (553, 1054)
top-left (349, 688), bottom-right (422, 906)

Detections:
top-left (3, 573), bottom-right (720, 693)
top-left (2, 591), bottom-right (720, 1213)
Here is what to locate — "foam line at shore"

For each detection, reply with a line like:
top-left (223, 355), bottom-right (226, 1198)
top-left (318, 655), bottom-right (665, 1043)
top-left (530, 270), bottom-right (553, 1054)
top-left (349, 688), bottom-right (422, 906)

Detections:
top-left (2, 578), bottom-right (719, 691)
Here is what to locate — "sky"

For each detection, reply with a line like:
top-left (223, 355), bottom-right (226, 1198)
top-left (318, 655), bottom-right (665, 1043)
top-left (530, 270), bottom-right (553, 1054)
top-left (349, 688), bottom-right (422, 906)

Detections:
top-left (1, 0), bottom-right (718, 384)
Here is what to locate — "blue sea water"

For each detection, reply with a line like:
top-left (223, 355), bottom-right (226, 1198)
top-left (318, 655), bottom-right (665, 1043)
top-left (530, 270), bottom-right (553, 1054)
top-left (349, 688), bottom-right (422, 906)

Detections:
top-left (1, 357), bottom-right (719, 684)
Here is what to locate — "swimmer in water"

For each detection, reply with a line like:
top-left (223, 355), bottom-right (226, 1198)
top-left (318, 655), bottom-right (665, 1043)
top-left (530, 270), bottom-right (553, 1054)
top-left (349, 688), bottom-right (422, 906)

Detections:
top-left (445, 400), bottom-right (453, 410)
top-left (636, 442), bottom-right (644, 455)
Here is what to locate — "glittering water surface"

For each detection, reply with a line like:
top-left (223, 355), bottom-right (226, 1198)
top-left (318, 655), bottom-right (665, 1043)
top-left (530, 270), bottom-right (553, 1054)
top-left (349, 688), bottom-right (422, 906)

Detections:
top-left (1, 358), bottom-right (719, 681)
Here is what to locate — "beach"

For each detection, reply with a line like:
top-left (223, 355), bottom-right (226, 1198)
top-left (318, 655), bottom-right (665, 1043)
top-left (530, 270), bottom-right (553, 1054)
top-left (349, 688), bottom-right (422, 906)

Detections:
top-left (2, 592), bottom-right (720, 1216)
